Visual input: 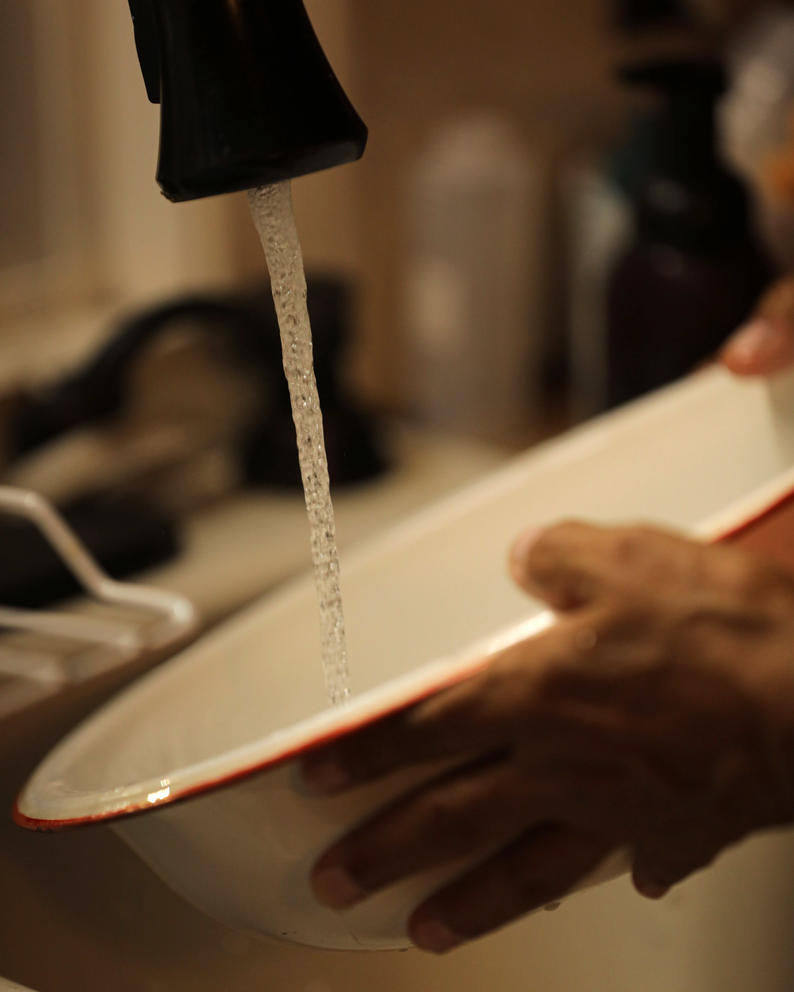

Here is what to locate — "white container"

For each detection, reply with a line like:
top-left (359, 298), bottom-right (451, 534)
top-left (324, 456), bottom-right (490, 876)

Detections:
top-left (403, 113), bottom-right (543, 442)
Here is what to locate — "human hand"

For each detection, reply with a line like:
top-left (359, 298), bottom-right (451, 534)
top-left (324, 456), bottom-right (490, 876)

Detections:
top-left (721, 274), bottom-right (794, 374)
top-left (300, 523), bottom-right (794, 953)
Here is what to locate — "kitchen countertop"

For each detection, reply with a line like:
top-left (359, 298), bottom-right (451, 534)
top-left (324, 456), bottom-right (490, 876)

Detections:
top-left (0, 297), bottom-right (511, 717)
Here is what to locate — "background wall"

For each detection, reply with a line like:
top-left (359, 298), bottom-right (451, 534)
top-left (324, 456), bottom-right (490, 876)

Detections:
top-left (231, 0), bottom-right (642, 410)
top-left (0, 0), bottom-right (692, 410)
top-left (350, 0), bottom-right (622, 404)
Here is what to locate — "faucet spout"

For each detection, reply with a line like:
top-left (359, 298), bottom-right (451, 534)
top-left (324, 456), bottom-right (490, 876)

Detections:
top-left (128, 0), bottom-right (367, 201)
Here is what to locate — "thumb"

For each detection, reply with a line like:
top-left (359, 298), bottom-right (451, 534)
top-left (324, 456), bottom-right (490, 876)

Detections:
top-left (509, 521), bottom-right (611, 612)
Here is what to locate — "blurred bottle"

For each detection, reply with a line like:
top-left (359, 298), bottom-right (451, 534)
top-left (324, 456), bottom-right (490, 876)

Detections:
top-left (605, 58), bottom-right (772, 408)
top-left (613, 0), bottom-right (691, 29)
top-left (719, 3), bottom-right (794, 268)
top-left (564, 161), bottom-right (632, 420)
top-left (402, 114), bottom-right (543, 443)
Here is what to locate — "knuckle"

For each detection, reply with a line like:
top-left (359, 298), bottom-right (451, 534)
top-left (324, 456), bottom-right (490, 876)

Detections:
top-left (344, 847), bottom-right (386, 892)
top-left (735, 562), bottom-right (770, 601)
top-left (412, 797), bottom-right (478, 860)
top-left (610, 526), bottom-right (661, 568)
top-left (424, 795), bottom-right (489, 854)
top-left (490, 639), bottom-right (561, 705)
top-left (501, 833), bottom-right (563, 907)
top-left (333, 741), bottom-right (373, 782)
top-left (715, 551), bottom-right (777, 602)
top-left (335, 727), bottom-right (398, 782)
top-left (532, 650), bottom-right (576, 699)
top-left (478, 652), bottom-right (528, 709)
top-left (481, 651), bottom-right (519, 690)
top-left (422, 790), bottom-right (463, 835)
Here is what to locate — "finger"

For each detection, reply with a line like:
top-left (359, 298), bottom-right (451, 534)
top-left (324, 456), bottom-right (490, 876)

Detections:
top-left (407, 826), bottom-right (614, 953)
top-left (632, 835), bottom-right (720, 900)
top-left (757, 274), bottom-right (794, 326)
top-left (300, 633), bottom-right (562, 795)
top-left (510, 520), bottom-right (607, 609)
top-left (720, 317), bottom-right (794, 376)
top-left (721, 275), bottom-right (794, 376)
top-left (510, 520), bottom-right (696, 610)
top-left (310, 755), bottom-right (548, 909)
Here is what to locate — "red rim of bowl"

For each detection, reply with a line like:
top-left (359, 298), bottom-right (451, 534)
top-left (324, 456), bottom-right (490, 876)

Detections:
top-left (13, 646), bottom-right (493, 831)
top-left (14, 482), bottom-right (794, 833)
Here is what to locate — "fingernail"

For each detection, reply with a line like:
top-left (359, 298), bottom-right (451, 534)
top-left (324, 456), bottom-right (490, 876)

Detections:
top-left (636, 881), bottom-right (669, 900)
top-left (300, 757), bottom-right (350, 795)
top-left (723, 319), bottom-right (789, 365)
top-left (510, 528), bottom-right (541, 570)
top-left (410, 917), bottom-right (462, 954)
top-left (311, 866), bottom-right (366, 908)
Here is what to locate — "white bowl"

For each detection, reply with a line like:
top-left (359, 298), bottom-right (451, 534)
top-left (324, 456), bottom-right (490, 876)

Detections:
top-left (15, 367), bottom-right (794, 950)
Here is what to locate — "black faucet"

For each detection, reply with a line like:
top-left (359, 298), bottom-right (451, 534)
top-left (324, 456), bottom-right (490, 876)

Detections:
top-left (127, 0), bottom-right (368, 201)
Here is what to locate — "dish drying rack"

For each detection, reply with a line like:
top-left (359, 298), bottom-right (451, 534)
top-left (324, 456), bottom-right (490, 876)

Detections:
top-left (0, 486), bottom-right (197, 719)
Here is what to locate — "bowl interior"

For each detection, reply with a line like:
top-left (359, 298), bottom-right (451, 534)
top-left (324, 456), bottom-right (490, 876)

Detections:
top-left (17, 367), bottom-right (794, 825)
